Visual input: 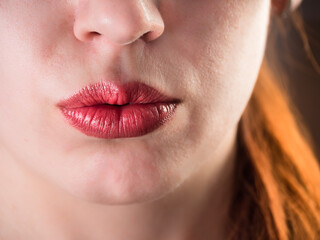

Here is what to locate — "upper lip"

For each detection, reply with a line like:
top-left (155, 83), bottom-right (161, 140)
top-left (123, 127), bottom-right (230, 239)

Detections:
top-left (57, 81), bottom-right (180, 109)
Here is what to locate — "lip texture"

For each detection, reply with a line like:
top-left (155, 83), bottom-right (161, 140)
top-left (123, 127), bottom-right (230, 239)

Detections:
top-left (57, 81), bottom-right (180, 139)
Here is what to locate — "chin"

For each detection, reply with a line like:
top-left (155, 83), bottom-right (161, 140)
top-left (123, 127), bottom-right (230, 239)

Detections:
top-left (57, 150), bottom-right (177, 206)
top-left (66, 175), bottom-right (174, 206)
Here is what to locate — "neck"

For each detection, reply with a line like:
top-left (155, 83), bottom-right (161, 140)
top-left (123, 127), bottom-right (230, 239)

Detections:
top-left (0, 127), bottom-right (237, 240)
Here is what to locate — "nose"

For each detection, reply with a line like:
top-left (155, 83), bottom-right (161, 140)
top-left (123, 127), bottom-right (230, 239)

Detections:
top-left (73, 0), bottom-right (165, 46)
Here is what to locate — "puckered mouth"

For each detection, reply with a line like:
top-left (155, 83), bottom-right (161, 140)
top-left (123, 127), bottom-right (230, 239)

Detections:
top-left (57, 80), bottom-right (181, 109)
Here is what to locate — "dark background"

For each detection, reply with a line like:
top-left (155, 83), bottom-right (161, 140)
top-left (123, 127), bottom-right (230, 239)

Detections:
top-left (274, 0), bottom-right (320, 159)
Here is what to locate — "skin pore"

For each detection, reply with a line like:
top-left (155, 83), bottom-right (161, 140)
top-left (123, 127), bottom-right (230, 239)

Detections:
top-left (0, 0), bottom-right (294, 239)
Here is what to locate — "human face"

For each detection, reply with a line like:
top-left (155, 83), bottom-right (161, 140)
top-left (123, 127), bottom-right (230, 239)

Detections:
top-left (0, 0), bottom-right (270, 204)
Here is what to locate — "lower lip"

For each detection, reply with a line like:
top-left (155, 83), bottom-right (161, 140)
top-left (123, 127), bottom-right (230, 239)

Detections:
top-left (59, 103), bottom-right (178, 139)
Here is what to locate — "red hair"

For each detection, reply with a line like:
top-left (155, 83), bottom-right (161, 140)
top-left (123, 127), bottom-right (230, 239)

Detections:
top-left (227, 12), bottom-right (320, 240)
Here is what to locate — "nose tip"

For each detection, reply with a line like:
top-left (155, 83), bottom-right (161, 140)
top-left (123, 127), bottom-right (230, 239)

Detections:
top-left (73, 0), bottom-right (164, 46)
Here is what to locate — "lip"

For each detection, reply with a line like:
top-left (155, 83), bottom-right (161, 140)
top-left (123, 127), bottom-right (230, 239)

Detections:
top-left (57, 81), bottom-right (180, 139)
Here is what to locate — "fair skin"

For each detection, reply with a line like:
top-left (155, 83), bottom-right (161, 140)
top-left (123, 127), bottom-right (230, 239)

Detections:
top-left (0, 0), bottom-right (301, 239)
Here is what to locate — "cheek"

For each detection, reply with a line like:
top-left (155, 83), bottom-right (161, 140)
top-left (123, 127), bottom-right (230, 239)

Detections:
top-left (0, 2), bottom-right (77, 182)
top-left (0, 0), bottom-right (79, 147)
top-left (177, 0), bottom-right (269, 117)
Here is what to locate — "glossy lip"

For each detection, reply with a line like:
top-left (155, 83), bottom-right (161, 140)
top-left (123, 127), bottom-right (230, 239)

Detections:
top-left (57, 81), bottom-right (180, 139)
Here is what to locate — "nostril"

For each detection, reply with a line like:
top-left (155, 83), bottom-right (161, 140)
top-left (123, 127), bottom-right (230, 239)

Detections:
top-left (74, 31), bottom-right (101, 42)
top-left (140, 27), bottom-right (164, 43)
top-left (81, 31), bottom-right (101, 42)
top-left (141, 31), bottom-right (152, 42)
top-left (89, 31), bottom-right (101, 39)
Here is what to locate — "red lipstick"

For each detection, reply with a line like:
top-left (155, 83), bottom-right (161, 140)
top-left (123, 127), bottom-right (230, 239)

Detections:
top-left (57, 81), bottom-right (180, 139)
